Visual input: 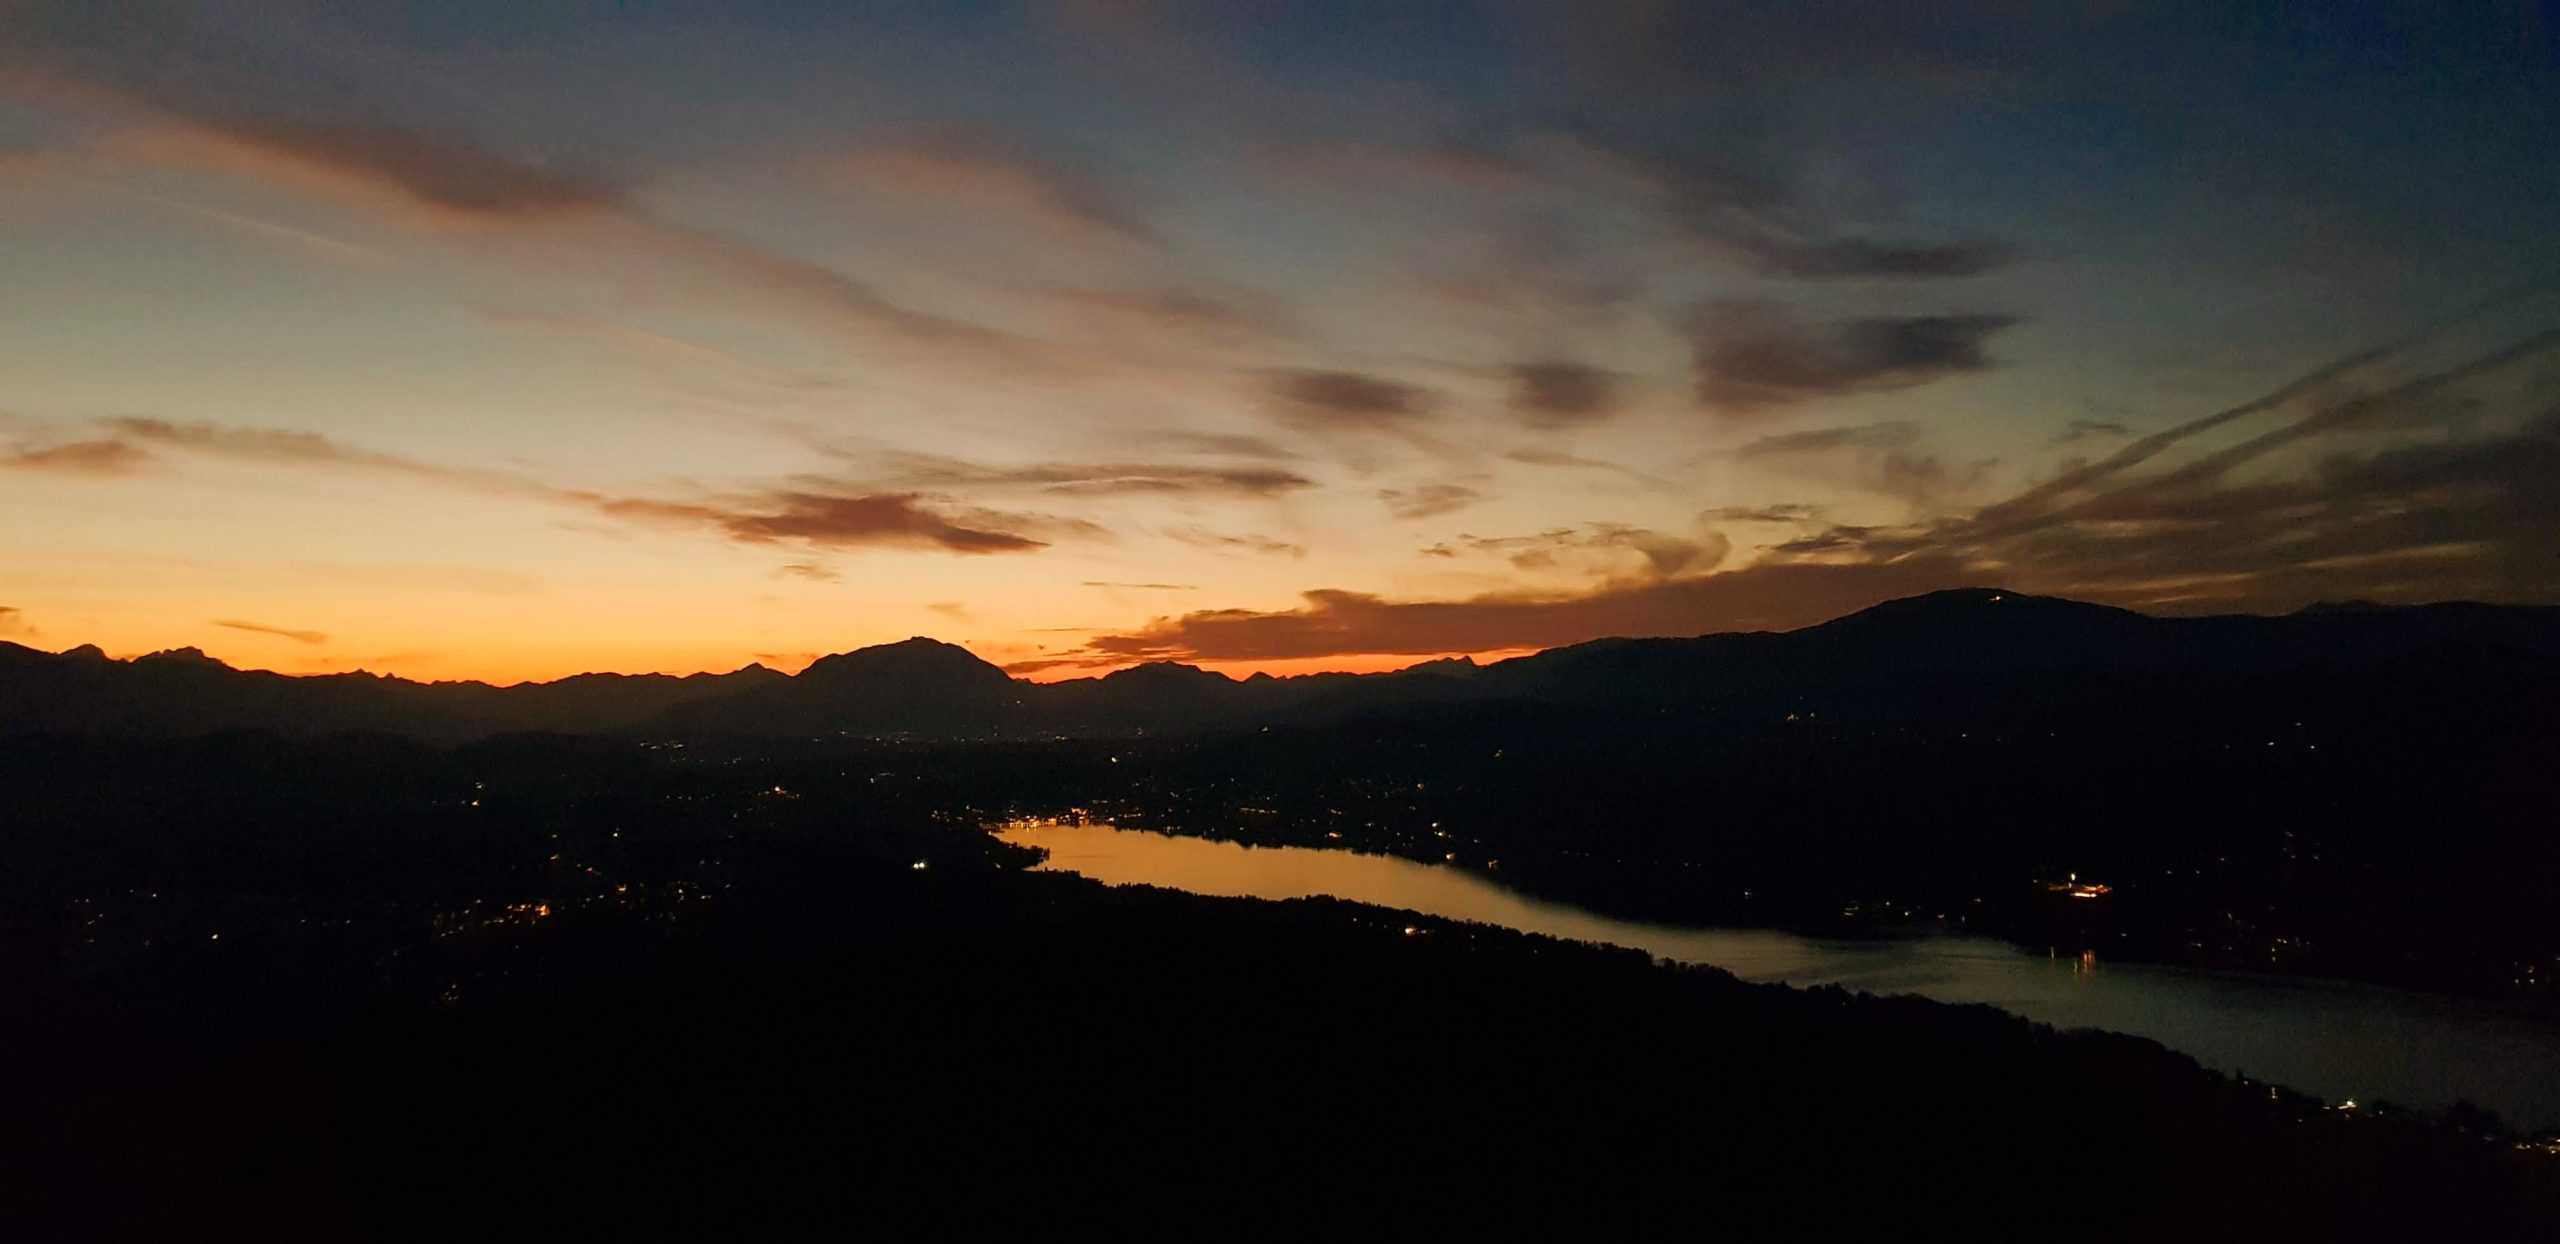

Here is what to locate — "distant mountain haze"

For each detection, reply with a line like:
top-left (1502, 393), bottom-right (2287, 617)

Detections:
top-left (0, 641), bottom-right (785, 740)
top-left (5, 589), bottom-right (2557, 742)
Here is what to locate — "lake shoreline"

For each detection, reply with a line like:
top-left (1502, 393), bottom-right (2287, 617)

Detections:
top-left (1007, 813), bottom-right (2560, 1023)
top-left (999, 817), bottom-right (2560, 1131)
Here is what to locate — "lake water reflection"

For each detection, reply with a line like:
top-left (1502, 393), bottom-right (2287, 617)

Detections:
top-left (1000, 820), bottom-right (2560, 1131)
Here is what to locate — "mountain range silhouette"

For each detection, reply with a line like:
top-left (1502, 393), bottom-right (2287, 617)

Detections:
top-left (6, 588), bottom-right (2557, 741)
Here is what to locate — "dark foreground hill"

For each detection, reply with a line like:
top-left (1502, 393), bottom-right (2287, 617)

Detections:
top-left (16, 851), bottom-right (2557, 1239)
top-left (8, 731), bottom-right (2557, 1239)
top-left (8, 589), bottom-right (2559, 741)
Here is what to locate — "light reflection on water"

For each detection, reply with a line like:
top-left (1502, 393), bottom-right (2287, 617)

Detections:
top-left (1002, 820), bottom-right (2560, 1131)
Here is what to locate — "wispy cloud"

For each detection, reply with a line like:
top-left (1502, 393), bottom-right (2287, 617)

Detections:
top-left (1165, 527), bottom-right (1306, 558)
top-left (1143, 430), bottom-right (1299, 460)
top-left (1701, 503), bottom-right (1824, 524)
top-left (4, 161), bottom-right (402, 267)
top-left (1507, 361), bottom-right (1621, 424)
top-left (591, 492), bottom-right (1076, 555)
top-left (1423, 524), bottom-right (1728, 580)
top-left (3, 438), bottom-right (153, 473)
top-left (818, 130), bottom-right (1160, 255)
top-left (1693, 303), bottom-right (2018, 413)
top-left (1263, 368), bottom-right (1455, 462)
top-left (1763, 323), bottom-right (2560, 609)
top-left (1726, 421), bottom-right (1998, 507)
top-left (1954, 327), bottom-right (2560, 548)
top-left (1357, 107), bottom-right (2017, 286)
top-left (215, 618), bottom-right (328, 645)
top-left (1270, 369), bottom-right (1437, 425)
top-left (8, 72), bottom-right (1099, 382)
top-left (1057, 302), bottom-right (2560, 665)
top-left (1378, 483), bottom-right (1483, 520)
top-left (2051, 419), bottom-right (2133, 446)
top-left (477, 306), bottom-right (841, 396)
top-left (1501, 447), bottom-right (1673, 489)
top-left (133, 116), bottom-right (613, 224)
top-left (1739, 236), bottom-right (2012, 281)
top-left (69, 416), bottom-right (1090, 556)
top-left (97, 416), bottom-right (541, 490)
top-left (1049, 557), bottom-right (1965, 667)
top-left (863, 451), bottom-right (1314, 499)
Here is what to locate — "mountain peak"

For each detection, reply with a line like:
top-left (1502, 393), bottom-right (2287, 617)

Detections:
top-left (1100, 661), bottom-right (1230, 685)
top-left (10, 590), bottom-right (2557, 743)
top-left (1813, 587), bottom-right (2146, 633)
top-left (1399, 655), bottom-right (1479, 677)
top-left (683, 662), bottom-right (784, 683)
top-left (61, 643), bottom-right (110, 661)
top-left (1861, 587), bottom-right (2028, 612)
top-left (135, 647), bottom-right (233, 669)
top-left (798, 636), bottom-right (1008, 684)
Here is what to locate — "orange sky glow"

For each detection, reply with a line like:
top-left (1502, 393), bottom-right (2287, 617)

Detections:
top-left (6, 6), bottom-right (2557, 688)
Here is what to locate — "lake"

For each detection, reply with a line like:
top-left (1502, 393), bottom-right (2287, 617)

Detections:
top-left (998, 819), bottom-right (2560, 1131)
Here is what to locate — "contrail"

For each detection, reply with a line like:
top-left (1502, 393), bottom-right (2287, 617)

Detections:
top-left (1956, 274), bottom-right (2560, 542)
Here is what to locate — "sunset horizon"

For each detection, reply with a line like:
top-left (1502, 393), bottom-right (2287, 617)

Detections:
top-left (9, 5), bottom-right (2556, 691)
top-left (12, 581), bottom-right (2531, 687)
top-left (11, 628), bottom-right (1539, 685)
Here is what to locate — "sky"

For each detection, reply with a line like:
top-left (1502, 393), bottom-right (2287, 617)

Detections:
top-left (3, 1), bottom-right (2556, 684)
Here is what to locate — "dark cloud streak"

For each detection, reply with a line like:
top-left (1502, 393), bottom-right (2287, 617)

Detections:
top-left (1508, 361), bottom-right (1619, 424)
top-left (2, 438), bottom-right (154, 473)
top-left (1424, 524), bottom-right (1729, 580)
top-left (1065, 309), bottom-right (2560, 665)
top-left (199, 117), bottom-right (616, 221)
top-left (1378, 484), bottom-right (1483, 520)
top-left (867, 452), bottom-right (1313, 499)
top-left (214, 618), bottom-right (328, 645)
top-left (603, 492), bottom-right (1060, 555)
top-left (8, 62), bottom-right (1086, 378)
top-left (1727, 421), bottom-right (1996, 507)
top-left (1701, 503), bottom-right (1824, 524)
top-left (1742, 236), bottom-right (2013, 281)
top-left (1272, 369), bottom-right (1435, 422)
top-left (1061, 557), bottom-right (1967, 666)
top-left (74, 416), bottom-right (1078, 556)
top-left (1693, 305), bottom-right (2018, 413)
top-left (1165, 527), bottom-right (1305, 558)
